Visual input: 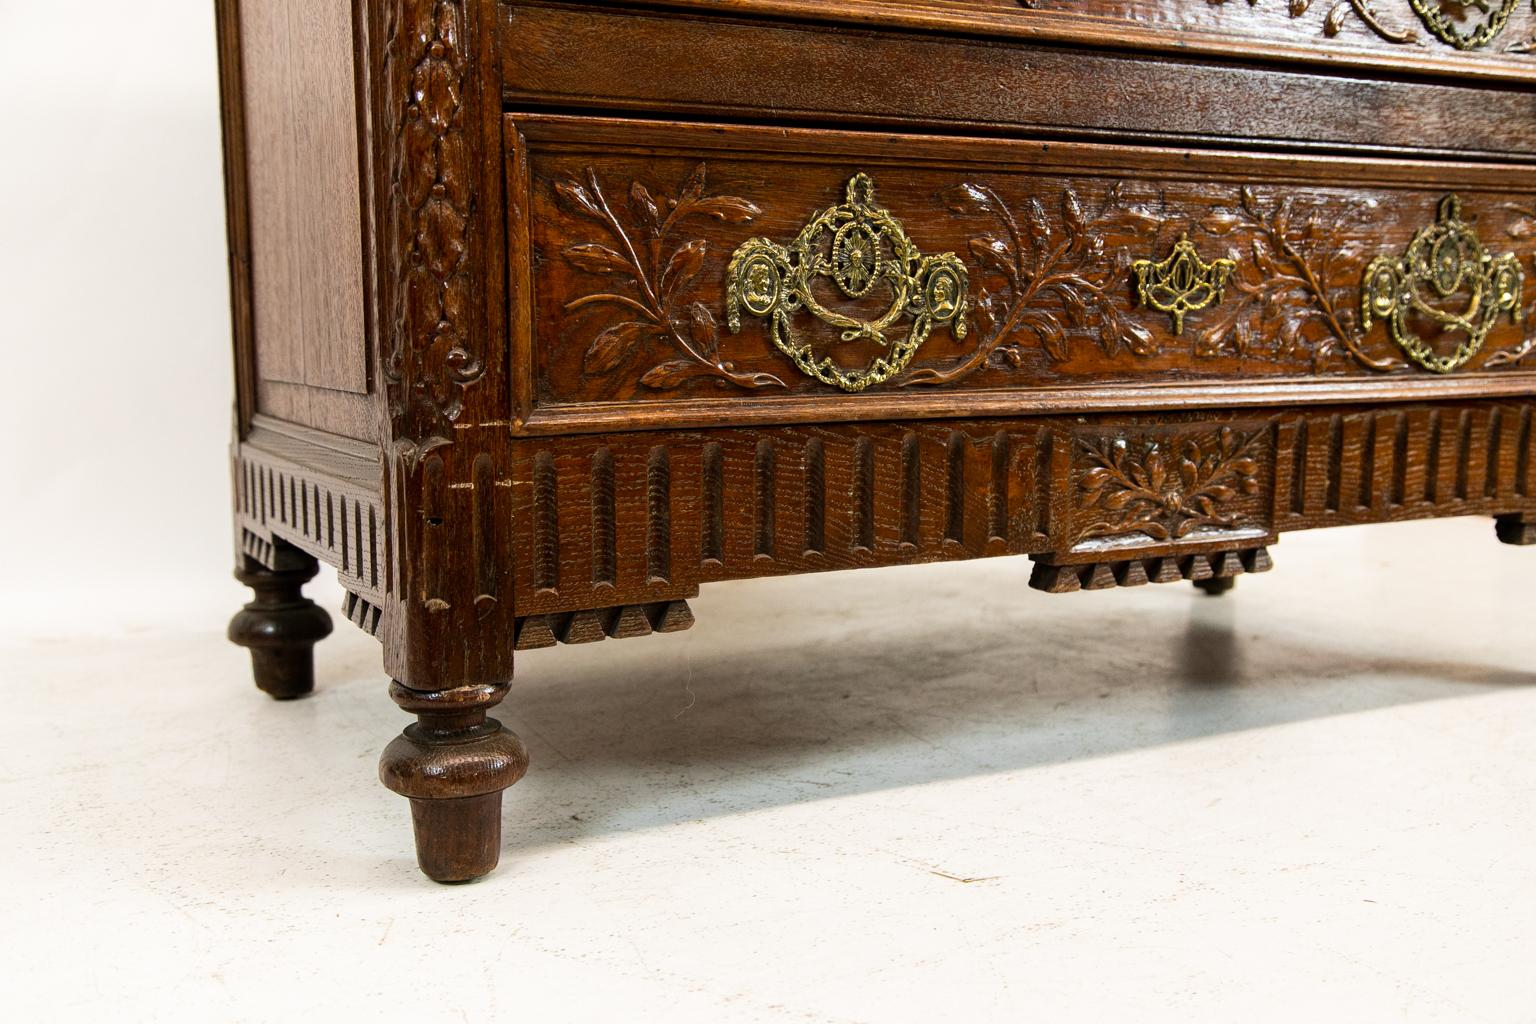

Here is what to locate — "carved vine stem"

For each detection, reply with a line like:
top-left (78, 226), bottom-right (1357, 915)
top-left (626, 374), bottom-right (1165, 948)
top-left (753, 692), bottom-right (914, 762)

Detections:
top-left (901, 182), bottom-right (1155, 386)
top-left (1195, 187), bottom-right (1402, 371)
top-left (558, 164), bottom-right (785, 391)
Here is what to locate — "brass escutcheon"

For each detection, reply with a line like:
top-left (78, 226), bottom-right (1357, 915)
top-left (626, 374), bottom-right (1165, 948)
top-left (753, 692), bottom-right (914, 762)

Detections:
top-left (1132, 233), bottom-right (1237, 336)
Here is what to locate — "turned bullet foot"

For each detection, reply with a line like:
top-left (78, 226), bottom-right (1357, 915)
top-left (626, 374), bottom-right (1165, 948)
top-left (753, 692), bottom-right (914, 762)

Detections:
top-left (379, 681), bottom-right (529, 883)
top-left (1193, 576), bottom-right (1236, 596)
top-left (228, 554), bottom-right (333, 700)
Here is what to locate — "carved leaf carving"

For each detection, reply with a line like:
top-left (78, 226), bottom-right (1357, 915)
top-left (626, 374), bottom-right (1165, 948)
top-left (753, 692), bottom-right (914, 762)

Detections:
top-left (905, 183), bottom-right (1154, 386)
top-left (1075, 428), bottom-right (1265, 543)
top-left (558, 165), bottom-right (785, 391)
top-left (382, 0), bottom-right (483, 453)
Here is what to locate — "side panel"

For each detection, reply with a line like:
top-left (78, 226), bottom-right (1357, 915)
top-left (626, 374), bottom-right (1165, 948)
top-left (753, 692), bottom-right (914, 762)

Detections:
top-left (238, 0), bottom-right (373, 439)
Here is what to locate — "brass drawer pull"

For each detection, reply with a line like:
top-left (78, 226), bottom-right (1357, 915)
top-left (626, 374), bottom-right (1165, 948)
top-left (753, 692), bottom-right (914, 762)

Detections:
top-left (1362, 195), bottom-right (1525, 373)
top-left (726, 173), bottom-right (970, 393)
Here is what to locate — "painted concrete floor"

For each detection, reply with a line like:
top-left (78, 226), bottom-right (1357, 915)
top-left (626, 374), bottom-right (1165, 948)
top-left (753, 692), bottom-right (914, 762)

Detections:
top-left (3, 517), bottom-right (1535, 1023)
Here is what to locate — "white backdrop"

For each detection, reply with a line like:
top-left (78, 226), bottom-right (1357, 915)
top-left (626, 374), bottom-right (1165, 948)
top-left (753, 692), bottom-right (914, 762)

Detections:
top-left (0, 2), bottom-right (344, 632)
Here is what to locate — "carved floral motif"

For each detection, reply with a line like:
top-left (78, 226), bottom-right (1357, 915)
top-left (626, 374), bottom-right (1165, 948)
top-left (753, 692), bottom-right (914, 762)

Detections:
top-left (558, 164), bottom-right (785, 391)
top-left (900, 182), bottom-right (1156, 386)
top-left (1194, 187), bottom-right (1399, 370)
top-left (1076, 427), bottom-right (1265, 543)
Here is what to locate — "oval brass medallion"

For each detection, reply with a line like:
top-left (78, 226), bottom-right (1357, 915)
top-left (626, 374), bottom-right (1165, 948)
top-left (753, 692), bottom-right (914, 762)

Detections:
top-left (725, 174), bottom-right (970, 393)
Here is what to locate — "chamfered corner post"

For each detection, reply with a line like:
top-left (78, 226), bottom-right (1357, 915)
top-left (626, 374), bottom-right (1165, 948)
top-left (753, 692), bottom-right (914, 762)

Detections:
top-left (367, 0), bottom-right (523, 882)
top-left (228, 546), bottom-right (334, 701)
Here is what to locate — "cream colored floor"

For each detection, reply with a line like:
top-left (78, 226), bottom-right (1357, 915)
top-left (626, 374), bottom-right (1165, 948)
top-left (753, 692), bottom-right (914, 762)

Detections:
top-left (4, 517), bottom-right (1535, 1023)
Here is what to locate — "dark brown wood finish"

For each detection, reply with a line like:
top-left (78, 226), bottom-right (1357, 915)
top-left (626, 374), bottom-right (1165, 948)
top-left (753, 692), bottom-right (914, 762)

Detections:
top-left (218, 0), bottom-right (1536, 882)
top-left (502, 5), bottom-right (1536, 159)
top-left (635, 0), bottom-right (1536, 83)
top-left (508, 115), bottom-right (1536, 435)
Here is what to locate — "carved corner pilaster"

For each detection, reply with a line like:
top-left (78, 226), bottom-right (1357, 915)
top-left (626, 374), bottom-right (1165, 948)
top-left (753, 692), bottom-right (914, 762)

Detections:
top-left (381, 441), bottom-right (516, 689)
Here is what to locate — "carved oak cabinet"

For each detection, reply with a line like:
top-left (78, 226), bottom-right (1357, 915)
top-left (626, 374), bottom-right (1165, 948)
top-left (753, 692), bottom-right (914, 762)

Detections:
top-left (217, 0), bottom-right (1536, 881)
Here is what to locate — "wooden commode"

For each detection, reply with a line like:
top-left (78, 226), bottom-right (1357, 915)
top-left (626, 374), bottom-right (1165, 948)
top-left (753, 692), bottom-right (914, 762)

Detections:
top-left (216, 0), bottom-right (1536, 881)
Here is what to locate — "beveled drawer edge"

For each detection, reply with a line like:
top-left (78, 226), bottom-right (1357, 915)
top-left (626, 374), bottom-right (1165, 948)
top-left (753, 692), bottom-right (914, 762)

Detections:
top-left (508, 113), bottom-right (1536, 192)
top-left (511, 375), bottom-right (1536, 437)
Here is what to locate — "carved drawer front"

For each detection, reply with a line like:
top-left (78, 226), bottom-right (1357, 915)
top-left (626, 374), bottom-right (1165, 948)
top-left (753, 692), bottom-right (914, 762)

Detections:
top-left (508, 115), bottom-right (1536, 435)
top-left (628, 0), bottom-right (1536, 81)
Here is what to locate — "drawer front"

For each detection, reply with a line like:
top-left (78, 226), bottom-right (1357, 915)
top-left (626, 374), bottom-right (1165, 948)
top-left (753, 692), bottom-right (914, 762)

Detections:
top-left (507, 115), bottom-right (1536, 434)
top-left (503, 6), bottom-right (1536, 159)
top-left (625, 0), bottom-right (1536, 82)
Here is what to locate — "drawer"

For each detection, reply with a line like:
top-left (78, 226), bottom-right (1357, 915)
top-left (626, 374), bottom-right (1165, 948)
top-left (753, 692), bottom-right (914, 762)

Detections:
top-left (502, 5), bottom-right (1536, 159)
top-left (506, 115), bottom-right (1536, 434)
top-left (621, 0), bottom-right (1536, 83)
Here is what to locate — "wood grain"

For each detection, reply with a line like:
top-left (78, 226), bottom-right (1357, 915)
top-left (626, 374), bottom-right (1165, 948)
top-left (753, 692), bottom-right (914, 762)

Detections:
top-left (502, 5), bottom-right (1536, 158)
top-left (626, 0), bottom-right (1536, 83)
top-left (510, 115), bottom-right (1536, 434)
top-left (238, 0), bottom-right (371, 437)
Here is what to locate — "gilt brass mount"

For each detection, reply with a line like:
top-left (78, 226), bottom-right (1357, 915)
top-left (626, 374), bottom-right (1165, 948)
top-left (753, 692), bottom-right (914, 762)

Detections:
top-left (1132, 234), bottom-right (1236, 335)
top-left (725, 173), bottom-right (969, 393)
top-left (1407, 0), bottom-right (1520, 50)
top-left (1361, 195), bottom-right (1525, 374)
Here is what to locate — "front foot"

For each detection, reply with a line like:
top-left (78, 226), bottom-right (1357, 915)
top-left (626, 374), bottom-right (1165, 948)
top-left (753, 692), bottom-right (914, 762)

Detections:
top-left (1193, 576), bottom-right (1236, 596)
top-left (379, 681), bottom-right (529, 883)
top-left (228, 554), bottom-right (333, 700)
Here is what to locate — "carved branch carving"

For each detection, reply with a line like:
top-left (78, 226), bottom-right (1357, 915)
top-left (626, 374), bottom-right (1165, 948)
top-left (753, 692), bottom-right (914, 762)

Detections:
top-left (1195, 187), bottom-right (1402, 371)
top-left (559, 164), bottom-right (786, 391)
top-left (1075, 427), bottom-right (1265, 543)
top-left (901, 182), bottom-right (1155, 386)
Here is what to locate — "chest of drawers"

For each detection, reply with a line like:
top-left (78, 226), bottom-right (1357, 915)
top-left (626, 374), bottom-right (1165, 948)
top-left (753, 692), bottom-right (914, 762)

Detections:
top-left (218, 0), bottom-right (1536, 881)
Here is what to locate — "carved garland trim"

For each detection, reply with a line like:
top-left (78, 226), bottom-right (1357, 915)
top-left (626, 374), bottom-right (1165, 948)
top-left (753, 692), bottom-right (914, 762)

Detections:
top-left (382, 0), bottom-right (482, 455)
